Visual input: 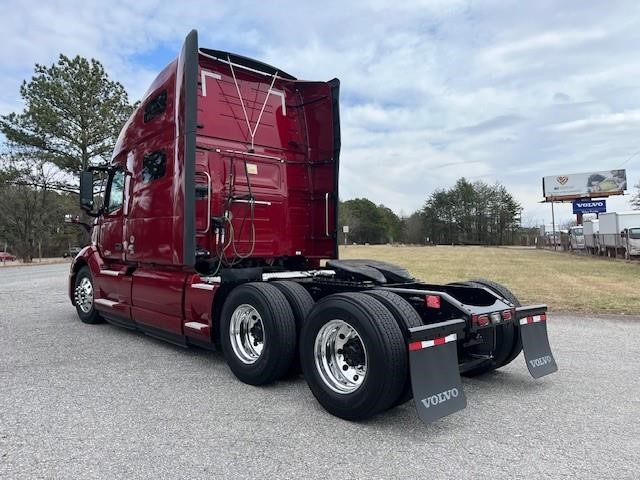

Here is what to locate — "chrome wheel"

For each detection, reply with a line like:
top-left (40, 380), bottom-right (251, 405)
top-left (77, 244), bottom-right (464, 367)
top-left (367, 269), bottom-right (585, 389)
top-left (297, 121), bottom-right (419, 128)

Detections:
top-left (229, 304), bottom-right (264, 364)
top-left (75, 277), bottom-right (93, 314)
top-left (314, 319), bottom-right (367, 394)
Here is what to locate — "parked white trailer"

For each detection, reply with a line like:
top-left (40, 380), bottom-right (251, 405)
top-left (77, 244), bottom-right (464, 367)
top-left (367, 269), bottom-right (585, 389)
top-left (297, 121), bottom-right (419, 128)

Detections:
top-left (583, 219), bottom-right (599, 254)
top-left (598, 211), bottom-right (640, 258)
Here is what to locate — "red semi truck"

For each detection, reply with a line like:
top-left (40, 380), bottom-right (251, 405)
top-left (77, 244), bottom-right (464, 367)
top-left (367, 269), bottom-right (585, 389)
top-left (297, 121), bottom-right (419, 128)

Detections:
top-left (69, 30), bottom-right (556, 424)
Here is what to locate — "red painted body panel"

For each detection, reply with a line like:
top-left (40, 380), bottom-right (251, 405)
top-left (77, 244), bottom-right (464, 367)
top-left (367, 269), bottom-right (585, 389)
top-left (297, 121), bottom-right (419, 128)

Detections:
top-left (70, 247), bottom-right (216, 343)
top-left (184, 277), bottom-right (219, 342)
top-left (131, 268), bottom-right (187, 335)
top-left (194, 59), bottom-right (338, 261)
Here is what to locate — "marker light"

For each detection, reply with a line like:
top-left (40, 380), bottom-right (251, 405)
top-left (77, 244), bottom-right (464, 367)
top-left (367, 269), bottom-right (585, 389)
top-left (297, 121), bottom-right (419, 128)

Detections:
top-left (472, 314), bottom-right (490, 327)
top-left (425, 295), bottom-right (441, 309)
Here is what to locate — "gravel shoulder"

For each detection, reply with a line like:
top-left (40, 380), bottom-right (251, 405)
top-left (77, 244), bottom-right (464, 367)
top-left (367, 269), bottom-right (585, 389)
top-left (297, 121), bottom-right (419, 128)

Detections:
top-left (1, 263), bottom-right (639, 479)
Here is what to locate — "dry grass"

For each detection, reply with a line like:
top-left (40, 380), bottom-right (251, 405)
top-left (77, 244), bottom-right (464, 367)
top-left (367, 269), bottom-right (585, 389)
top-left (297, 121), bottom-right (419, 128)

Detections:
top-left (340, 245), bottom-right (640, 315)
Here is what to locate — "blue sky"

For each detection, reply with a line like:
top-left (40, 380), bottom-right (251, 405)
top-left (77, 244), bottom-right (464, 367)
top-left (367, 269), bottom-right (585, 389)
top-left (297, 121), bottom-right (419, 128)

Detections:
top-left (2, 0), bottom-right (640, 226)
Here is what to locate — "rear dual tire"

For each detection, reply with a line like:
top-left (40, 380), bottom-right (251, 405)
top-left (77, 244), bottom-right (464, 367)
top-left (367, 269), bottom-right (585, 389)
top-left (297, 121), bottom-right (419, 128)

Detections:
top-left (220, 282), bottom-right (297, 385)
top-left (362, 290), bottom-right (422, 406)
top-left (299, 292), bottom-right (408, 421)
top-left (221, 284), bottom-right (414, 420)
top-left (271, 281), bottom-right (315, 375)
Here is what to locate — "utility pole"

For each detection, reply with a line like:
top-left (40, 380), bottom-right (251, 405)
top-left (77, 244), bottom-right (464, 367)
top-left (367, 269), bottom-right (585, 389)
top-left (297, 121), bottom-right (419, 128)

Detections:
top-left (551, 201), bottom-right (557, 251)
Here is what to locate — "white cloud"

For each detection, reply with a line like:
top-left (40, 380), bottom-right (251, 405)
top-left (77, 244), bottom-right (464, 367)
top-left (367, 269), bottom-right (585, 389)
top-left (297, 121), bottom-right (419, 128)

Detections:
top-left (479, 29), bottom-right (608, 74)
top-left (546, 110), bottom-right (640, 133)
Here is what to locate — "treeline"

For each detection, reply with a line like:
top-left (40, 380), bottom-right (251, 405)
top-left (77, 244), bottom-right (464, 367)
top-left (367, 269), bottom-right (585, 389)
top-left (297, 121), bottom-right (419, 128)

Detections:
top-left (340, 178), bottom-right (521, 246)
top-left (0, 55), bottom-right (134, 261)
top-left (0, 176), bottom-right (86, 260)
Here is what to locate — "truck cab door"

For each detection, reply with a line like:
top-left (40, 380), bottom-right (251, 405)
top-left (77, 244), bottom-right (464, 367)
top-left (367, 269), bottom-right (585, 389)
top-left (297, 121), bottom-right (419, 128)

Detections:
top-left (93, 166), bottom-right (134, 323)
top-left (98, 168), bottom-right (126, 261)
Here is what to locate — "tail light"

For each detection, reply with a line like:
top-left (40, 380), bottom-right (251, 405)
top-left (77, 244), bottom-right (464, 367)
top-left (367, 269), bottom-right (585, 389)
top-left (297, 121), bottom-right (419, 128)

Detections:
top-left (471, 314), bottom-right (490, 327)
top-left (425, 295), bottom-right (441, 309)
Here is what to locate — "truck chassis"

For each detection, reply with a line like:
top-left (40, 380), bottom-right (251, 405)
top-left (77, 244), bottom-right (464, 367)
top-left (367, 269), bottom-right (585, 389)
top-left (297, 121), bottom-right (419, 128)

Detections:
top-left (70, 254), bottom-right (556, 424)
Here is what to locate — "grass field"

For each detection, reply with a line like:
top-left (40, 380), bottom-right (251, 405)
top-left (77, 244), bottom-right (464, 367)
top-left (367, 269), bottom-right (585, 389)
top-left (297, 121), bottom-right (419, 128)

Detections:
top-left (340, 245), bottom-right (640, 315)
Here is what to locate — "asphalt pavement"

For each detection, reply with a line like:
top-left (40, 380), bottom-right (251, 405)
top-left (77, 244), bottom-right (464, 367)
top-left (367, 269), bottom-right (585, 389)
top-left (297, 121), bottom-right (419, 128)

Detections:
top-left (1, 263), bottom-right (639, 479)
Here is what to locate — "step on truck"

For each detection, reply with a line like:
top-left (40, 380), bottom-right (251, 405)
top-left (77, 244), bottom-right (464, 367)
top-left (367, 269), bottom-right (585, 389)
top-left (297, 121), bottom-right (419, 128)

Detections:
top-left (69, 30), bottom-right (557, 425)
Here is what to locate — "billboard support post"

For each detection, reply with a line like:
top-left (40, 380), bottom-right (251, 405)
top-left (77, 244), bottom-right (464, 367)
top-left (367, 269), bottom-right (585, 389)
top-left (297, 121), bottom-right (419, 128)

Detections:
top-left (551, 201), bottom-right (557, 251)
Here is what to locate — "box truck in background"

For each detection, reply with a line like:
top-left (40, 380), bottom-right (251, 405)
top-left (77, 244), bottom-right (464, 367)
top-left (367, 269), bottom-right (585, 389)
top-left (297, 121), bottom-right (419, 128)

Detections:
top-left (583, 219), bottom-right (599, 255)
top-left (598, 211), bottom-right (640, 258)
top-left (568, 226), bottom-right (585, 251)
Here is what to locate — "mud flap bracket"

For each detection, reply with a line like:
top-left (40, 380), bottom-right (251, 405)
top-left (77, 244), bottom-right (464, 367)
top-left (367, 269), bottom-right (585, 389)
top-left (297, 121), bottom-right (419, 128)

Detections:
top-left (408, 319), bottom-right (467, 424)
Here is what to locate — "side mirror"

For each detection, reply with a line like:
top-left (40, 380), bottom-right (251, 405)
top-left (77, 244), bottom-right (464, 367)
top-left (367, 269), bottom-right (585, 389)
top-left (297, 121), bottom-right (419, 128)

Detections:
top-left (80, 171), bottom-right (94, 212)
top-left (621, 230), bottom-right (627, 238)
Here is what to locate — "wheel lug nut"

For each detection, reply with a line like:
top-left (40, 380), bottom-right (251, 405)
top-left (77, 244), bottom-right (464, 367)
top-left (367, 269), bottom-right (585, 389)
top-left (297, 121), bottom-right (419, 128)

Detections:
top-left (338, 334), bottom-right (345, 340)
top-left (342, 365), bottom-right (348, 371)
top-left (353, 375), bottom-right (359, 381)
top-left (337, 349), bottom-right (343, 354)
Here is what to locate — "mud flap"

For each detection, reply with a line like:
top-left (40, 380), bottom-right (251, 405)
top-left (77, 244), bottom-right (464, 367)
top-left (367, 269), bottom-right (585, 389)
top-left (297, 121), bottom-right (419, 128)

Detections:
top-left (408, 319), bottom-right (467, 424)
top-left (518, 312), bottom-right (558, 378)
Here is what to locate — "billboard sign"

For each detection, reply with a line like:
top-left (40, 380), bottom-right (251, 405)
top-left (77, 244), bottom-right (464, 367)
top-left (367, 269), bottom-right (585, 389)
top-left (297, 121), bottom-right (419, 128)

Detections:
top-left (572, 199), bottom-right (606, 214)
top-left (543, 170), bottom-right (626, 200)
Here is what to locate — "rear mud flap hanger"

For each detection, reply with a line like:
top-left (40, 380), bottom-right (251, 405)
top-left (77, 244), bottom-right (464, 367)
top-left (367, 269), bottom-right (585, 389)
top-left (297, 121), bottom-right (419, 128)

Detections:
top-left (408, 307), bottom-right (557, 425)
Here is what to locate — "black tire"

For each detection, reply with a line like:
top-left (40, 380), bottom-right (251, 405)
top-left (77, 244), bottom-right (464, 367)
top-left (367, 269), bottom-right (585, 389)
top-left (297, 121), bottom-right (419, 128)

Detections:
top-left (300, 292), bottom-right (407, 421)
top-left (73, 266), bottom-right (103, 324)
top-left (461, 278), bottom-right (522, 376)
top-left (271, 280), bottom-right (315, 374)
top-left (362, 290), bottom-right (422, 406)
top-left (220, 282), bottom-right (297, 386)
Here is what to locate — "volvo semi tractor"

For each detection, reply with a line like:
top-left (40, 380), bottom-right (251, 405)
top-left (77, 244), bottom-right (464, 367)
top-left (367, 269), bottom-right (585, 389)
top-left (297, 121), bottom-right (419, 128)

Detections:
top-left (69, 30), bottom-right (557, 425)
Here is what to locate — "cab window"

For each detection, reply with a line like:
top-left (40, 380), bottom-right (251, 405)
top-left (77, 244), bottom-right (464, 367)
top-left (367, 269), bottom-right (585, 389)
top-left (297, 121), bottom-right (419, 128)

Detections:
top-left (142, 151), bottom-right (167, 183)
top-left (629, 228), bottom-right (640, 240)
top-left (107, 169), bottom-right (125, 212)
